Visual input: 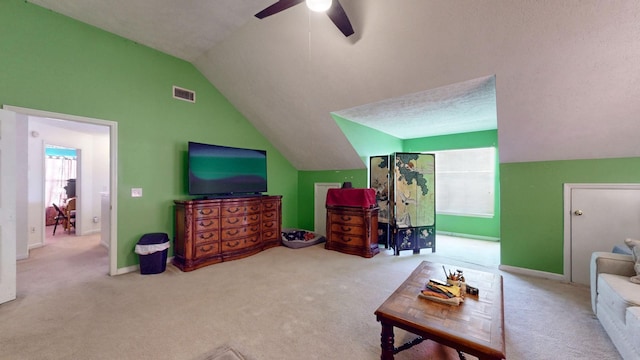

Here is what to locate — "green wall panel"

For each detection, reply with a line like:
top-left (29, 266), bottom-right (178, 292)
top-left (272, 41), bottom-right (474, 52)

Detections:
top-left (500, 157), bottom-right (640, 274)
top-left (297, 170), bottom-right (368, 231)
top-left (0, 0), bottom-right (298, 269)
top-left (333, 115), bottom-right (402, 163)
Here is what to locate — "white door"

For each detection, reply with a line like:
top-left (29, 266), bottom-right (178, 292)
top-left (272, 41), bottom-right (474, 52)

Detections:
top-left (314, 183), bottom-right (341, 235)
top-left (0, 109), bottom-right (17, 304)
top-left (567, 185), bottom-right (640, 285)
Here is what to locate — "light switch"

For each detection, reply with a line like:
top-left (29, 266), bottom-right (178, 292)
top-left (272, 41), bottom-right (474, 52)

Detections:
top-left (131, 188), bottom-right (143, 197)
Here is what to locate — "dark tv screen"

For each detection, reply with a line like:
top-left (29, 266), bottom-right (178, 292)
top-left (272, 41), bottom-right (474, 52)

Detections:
top-left (188, 142), bottom-right (267, 196)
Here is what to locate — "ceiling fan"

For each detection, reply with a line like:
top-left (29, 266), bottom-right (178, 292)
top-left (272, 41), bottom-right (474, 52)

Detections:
top-left (255, 0), bottom-right (355, 37)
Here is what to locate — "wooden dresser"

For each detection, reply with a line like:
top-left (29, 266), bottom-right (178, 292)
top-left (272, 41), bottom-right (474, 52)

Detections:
top-left (325, 205), bottom-right (379, 258)
top-left (173, 195), bottom-right (282, 271)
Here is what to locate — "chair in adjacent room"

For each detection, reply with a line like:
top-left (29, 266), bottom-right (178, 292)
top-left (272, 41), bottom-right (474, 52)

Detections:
top-left (52, 203), bottom-right (68, 236)
top-left (64, 197), bottom-right (76, 233)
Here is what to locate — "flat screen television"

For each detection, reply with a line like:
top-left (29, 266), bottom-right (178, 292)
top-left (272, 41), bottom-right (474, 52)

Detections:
top-left (188, 141), bottom-right (267, 196)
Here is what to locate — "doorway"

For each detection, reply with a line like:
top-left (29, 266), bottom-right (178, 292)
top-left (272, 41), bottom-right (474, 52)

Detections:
top-left (4, 105), bottom-right (118, 276)
top-left (314, 183), bottom-right (341, 235)
top-left (564, 183), bottom-right (640, 284)
top-left (44, 145), bottom-right (78, 238)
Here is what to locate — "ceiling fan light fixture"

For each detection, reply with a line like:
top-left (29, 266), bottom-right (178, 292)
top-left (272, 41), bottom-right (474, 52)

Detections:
top-left (306, 0), bottom-right (332, 12)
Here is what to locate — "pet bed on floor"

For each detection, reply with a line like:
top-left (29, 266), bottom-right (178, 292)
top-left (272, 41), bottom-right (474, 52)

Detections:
top-left (281, 228), bottom-right (326, 249)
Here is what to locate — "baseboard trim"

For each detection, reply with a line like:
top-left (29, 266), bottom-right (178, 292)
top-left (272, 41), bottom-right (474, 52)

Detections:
top-left (436, 231), bottom-right (500, 242)
top-left (114, 256), bottom-right (175, 276)
top-left (499, 264), bottom-right (567, 282)
top-left (115, 264), bottom-right (138, 275)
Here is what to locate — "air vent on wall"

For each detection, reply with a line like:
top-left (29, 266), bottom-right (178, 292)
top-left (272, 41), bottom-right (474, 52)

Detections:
top-left (173, 86), bottom-right (196, 103)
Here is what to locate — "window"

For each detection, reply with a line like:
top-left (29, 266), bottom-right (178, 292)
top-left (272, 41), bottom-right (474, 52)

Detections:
top-left (44, 146), bottom-right (77, 206)
top-left (433, 147), bottom-right (495, 217)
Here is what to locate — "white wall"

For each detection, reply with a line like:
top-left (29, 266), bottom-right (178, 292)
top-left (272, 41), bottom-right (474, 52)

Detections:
top-left (26, 116), bottom-right (109, 250)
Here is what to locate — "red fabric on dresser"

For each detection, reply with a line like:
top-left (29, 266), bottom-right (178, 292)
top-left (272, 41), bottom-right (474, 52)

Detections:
top-left (325, 188), bottom-right (376, 208)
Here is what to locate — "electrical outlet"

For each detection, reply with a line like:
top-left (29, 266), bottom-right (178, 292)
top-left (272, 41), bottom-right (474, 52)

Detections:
top-left (131, 188), bottom-right (143, 197)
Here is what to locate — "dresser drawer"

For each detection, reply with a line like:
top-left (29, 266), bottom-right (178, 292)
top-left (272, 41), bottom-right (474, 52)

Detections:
top-left (194, 206), bottom-right (219, 218)
top-left (221, 224), bottom-right (261, 240)
top-left (195, 243), bottom-right (220, 258)
top-left (329, 212), bottom-right (365, 226)
top-left (195, 218), bottom-right (219, 232)
top-left (330, 223), bottom-right (365, 236)
top-left (221, 234), bottom-right (260, 252)
top-left (222, 214), bottom-right (260, 227)
top-left (262, 210), bottom-right (278, 221)
top-left (194, 231), bottom-right (219, 245)
top-left (262, 220), bottom-right (277, 231)
top-left (222, 204), bottom-right (260, 217)
top-left (262, 201), bottom-right (279, 211)
top-left (330, 232), bottom-right (365, 246)
top-left (263, 229), bottom-right (278, 240)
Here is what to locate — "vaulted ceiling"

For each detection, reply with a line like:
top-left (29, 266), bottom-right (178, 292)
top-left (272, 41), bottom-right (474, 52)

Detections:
top-left (27, 1), bottom-right (640, 170)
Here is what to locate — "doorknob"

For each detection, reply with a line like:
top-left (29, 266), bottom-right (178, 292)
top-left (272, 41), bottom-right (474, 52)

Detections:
top-left (574, 210), bottom-right (583, 216)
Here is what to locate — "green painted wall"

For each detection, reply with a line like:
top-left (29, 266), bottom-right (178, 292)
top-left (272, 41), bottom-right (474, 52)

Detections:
top-left (0, 0), bottom-right (298, 269)
top-left (501, 157), bottom-right (640, 274)
top-left (297, 170), bottom-right (367, 231)
top-left (403, 130), bottom-right (500, 239)
top-left (333, 114), bottom-right (402, 163)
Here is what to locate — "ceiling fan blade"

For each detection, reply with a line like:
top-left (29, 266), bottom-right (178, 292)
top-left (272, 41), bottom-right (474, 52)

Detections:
top-left (255, 0), bottom-right (305, 19)
top-left (327, 0), bottom-right (354, 37)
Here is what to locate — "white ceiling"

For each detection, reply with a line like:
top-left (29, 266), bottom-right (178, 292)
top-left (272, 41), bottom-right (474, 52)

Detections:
top-left (30, 117), bottom-right (109, 136)
top-left (28, 0), bottom-right (270, 62)
top-left (26, 1), bottom-right (640, 170)
top-left (333, 75), bottom-right (496, 139)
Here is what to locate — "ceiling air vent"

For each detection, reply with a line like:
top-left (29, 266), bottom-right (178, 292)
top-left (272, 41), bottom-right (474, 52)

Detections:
top-left (173, 86), bottom-right (196, 103)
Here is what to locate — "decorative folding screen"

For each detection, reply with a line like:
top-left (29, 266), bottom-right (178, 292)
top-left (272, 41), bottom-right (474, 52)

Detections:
top-left (370, 153), bottom-right (436, 255)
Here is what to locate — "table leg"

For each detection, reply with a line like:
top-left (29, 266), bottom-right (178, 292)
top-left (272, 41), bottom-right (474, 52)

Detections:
top-left (380, 322), bottom-right (395, 359)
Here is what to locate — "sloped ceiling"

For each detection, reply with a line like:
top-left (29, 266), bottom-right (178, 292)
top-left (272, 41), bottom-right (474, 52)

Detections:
top-left (27, 1), bottom-right (640, 170)
top-left (334, 75), bottom-right (496, 139)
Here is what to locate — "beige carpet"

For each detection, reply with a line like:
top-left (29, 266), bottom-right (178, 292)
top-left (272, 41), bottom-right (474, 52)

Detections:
top-left (196, 345), bottom-right (247, 360)
top-left (0, 232), bottom-right (621, 359)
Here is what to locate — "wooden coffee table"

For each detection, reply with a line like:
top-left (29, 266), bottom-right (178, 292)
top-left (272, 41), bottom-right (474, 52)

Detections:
top-left (374, 261), bottom-right (505, 359)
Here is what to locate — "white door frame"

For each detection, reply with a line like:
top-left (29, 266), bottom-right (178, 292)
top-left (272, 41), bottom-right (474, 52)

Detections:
top-left (563, 183), bottom-right (640, 282)
top-left (0, 109), bottom-right (18, 304)
top-left (4, 105), bottom-right (119, 276)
